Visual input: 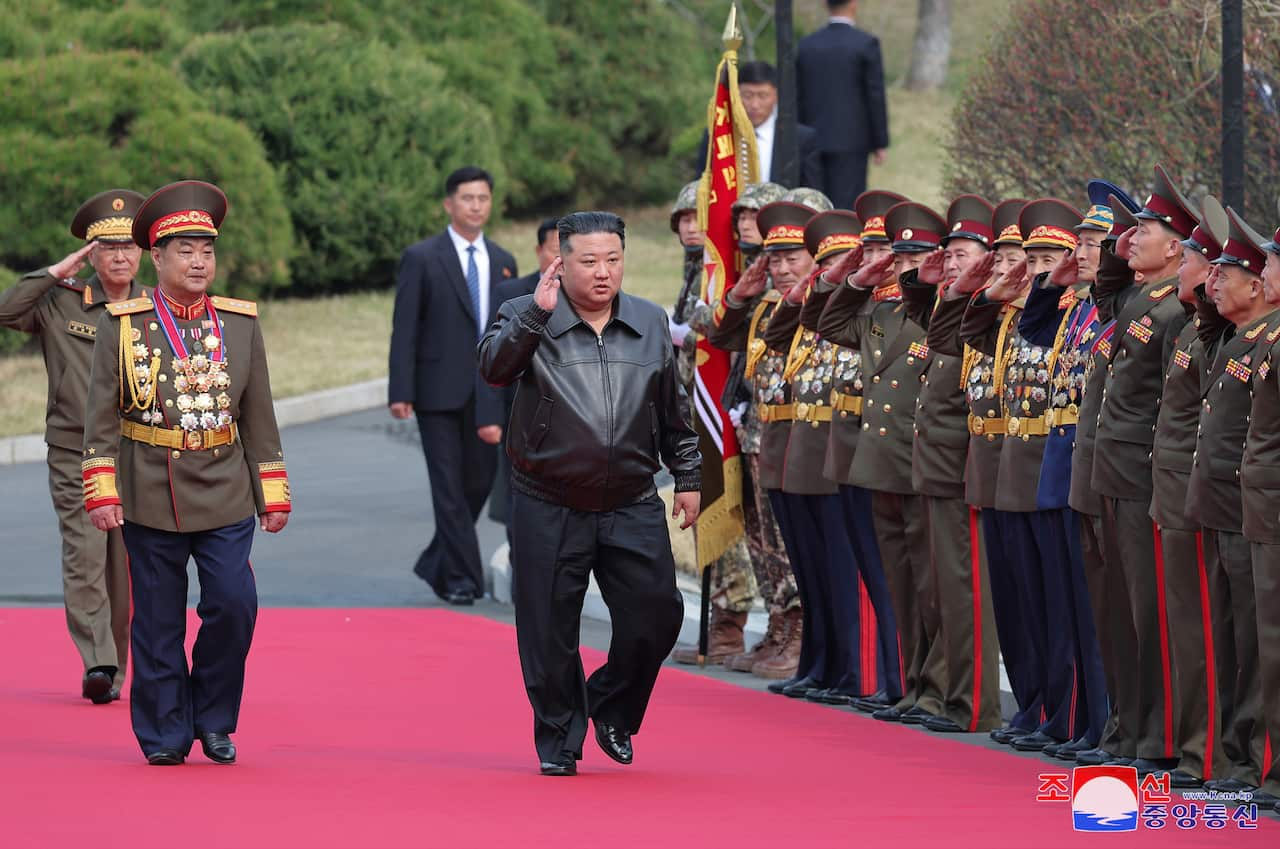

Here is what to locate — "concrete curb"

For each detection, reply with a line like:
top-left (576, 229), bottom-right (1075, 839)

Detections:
top-left (0, 377), bottom-right (389, 466)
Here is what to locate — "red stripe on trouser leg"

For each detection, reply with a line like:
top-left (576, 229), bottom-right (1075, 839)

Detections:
top-left (1195, 531), bottom-right (1216, 780)
top-left (969, 507), bottom-right (983, 732)
top-left (860, 578), bottom-right (876, 692)
top-left (1152, 522), bottom-right (1175, 758)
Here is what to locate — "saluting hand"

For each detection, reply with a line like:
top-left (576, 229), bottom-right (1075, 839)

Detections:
top-left (916, 250), bottom-right (946, 286)
top-left (1048, 253), bottom-right (1079, 288)
top-left (733, 255), bottom-right (770, 300)
top-left (534, 256), bottom-right (563, 312)
top-left (944, 251), bottom-right (996, 299)
top-left (850, 252), bottom-right (896, 289)
top-left (825, 244), bottom-right (864, 287)
top-left (1114, 225), bottom-right (1137, 262)
top-left (89, 504), bottom-right (123, 532)
top-left (1204, 264), bottom-right (1222, 300)
top-left (48, 242), bottom-right (96, 281)
top-left (785, 267), bottom-right (823, 305)
top-left (983, 258), bottom-right (1030, 303)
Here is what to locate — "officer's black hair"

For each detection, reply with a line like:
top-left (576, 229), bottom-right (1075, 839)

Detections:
top-left (444, 166), bottom-right (494, 197)
top-left (738, 61), bottom-right (776, 87)
top-left (557, 212), bottom-right (625, 255)
top-left (536, 217), bottom-right (560, 248)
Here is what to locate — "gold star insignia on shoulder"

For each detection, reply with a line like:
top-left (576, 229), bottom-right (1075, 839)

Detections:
top-left (87, 448), bottom-right (96, 455)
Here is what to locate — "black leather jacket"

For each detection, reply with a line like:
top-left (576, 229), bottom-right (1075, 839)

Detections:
top-left (478, 291), bottom-right (701, 511)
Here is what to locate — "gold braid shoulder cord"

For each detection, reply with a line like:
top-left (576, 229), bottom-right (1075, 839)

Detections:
top-left (118, 314), bottom-right (160, 414)
top-left (991, 305), bottom-right (1021, 414)
top-left (744, 297), bottom-right (774, 379)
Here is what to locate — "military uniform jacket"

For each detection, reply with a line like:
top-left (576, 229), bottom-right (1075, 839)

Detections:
top-left (962, 294), bottom-right (1053, 513)
top-left (1091, 264), bottom-right (1184, 500)
top-left (762, 300), bottom-right (838, 495)
top-left (819, 279), bottom-right (930, 495)
top-left (0, 270), bottom-right (149, 450)
top-left (1067, 310), bottom-right (1115, 517)
top-left (1242, 323), bottom-right (1280, 544)
top-left (1019, 280), bottom-right (1100, 510)
top-left (82, 294), bottom-right (290, 532)
top-left (904, 277), bottom-right (968, 499)
top-left (800, 280), bottom-right (865, 485)
top-left (1186, 310), bottom-right (1279, 533)
top-left (710, 289), bottom-right (789, 488)
top-left (1149, 302), bottom-right (1228, 530)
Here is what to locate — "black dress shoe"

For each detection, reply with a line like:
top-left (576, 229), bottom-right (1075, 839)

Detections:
top-left (593, 721), bottom-right (632, 765)
top-left (781, 677), bottom-right (821, 699)
top-left (1248, 789), bottom-right (1280, 807)
top-left (1204, 777), bottom-right (1254, 794)
top-left (808, 688), bottom-right (858, 706)
top-left (146, 749), bottom-right (185, 766)
top-left (898, 706), bottom-right (935, 725)
top-left (923, 715), bottom-right (965, 733)
top-left (1105, 755), bottom-right (1135, 766)
top-left (767, 674), bottom-right (804, 695)
top-left (1073, 747), bottom-right (1114, 766)
top-left (444, 589), bottom-right (476, 606)
top-left (1011, 731), bottom-right (1062, 752)
top-left (851, 691), bottom-right (892, 713)
top-left (1168, 769), bottom-right (1203, 790)
top-left (82, 668), bottom-right (115, 705)
top-left (1130, 757), bottom-right (1179, 775)
top-left (539, 756), bottom-right (577, 777)
top-left (871, 704), bottom-right (905, 722)
top-left (199, 732), bottom-right (236, 764)
top-left (989, 724), bottom-right (1025, 745)
top-left (1042, 741), bottom-right (1066, 757)
top-left (1055, 738), bottom-right (1095, 761)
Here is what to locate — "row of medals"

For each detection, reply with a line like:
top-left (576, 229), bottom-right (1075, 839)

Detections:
top-left (131, 332), bottom-right (232, 431)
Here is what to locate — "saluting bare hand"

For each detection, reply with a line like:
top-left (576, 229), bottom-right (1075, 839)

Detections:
top-left (983, 258), bottom-right (1030, 303)
top-left (850, 252), bottom-right (896, 289)
top-left (945, 251), bottom-right (997, 299)
top-left (1204, 264), bottom-right (1222, 300)
top-left (733, 255), bottom-right (770, 300)
top-left (1114, 225), bottom-right (1137, 262)
top-left (917, 250), bottom-right (947, 286)
top-left (535, 256), bottom-right (563, 312)
top-left (825, 244), bottom-right (864, 287)
top-left (786, 267), bottom-right (823, 305)
top-left (1048, 253), bottom-right (1079, 288)
top-left (48, 242), bottom-right (96, 280)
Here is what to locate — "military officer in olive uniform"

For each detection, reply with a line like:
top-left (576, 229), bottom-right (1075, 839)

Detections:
top-left (799, 194), bottom-right (906, 711)
top-left (818, 200), bottom-right (947, 724)
top-left (82, 180), bottom-right (291, 766)
top-left (0, 190), bottom-right (148, 704)
top-left (961, 198), bottom-right (1093, 752)
top-left (1189, 207), bottom-right (1279, 798)
top-left (1092, 164), bottom-right (1195, 767)
top-left (1241, 219), bottom-right (1280, 812)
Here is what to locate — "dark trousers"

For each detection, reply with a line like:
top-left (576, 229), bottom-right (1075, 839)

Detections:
top-left (414, 401), bottom-right (497, 598)
top-left (122, 516), bottom-right (257, 756)
top-left (1081, 508), bottom-right (1140, 758)
top-left (1101, 496), bottom-right (1177, 760)
top-left (511, 490), bottom-right (683, 764)
top-left (982, 509), bottom-right (1044, 732)
top-left (1206, 528), bottom-right (1264, 785)
top-left (1061, 509), bottom-right (1109, 746)
top-left (839, 485), bottom-right (902, 700)
top-left (818, 151), bottom-right (869, 210)
top-left (1161, 526), bottom-right (1224, 780)
top-left (925, 497), bottom-right (1001, 731)
top-left (790, 493), bottom-right (862, 694)
top-left (768, 490), bottom-right (827, 683)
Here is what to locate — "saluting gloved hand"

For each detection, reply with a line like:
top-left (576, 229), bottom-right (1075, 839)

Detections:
top-left (823, 244), bottom-right (864, 288)
top-left (942, 251), bottom-right (996, 300)
top-left (1047, 253), bottom-right (1079, 288)
top-left (849, 252), bottom-right (896, 289)
top-left (732, 255), bottom-right (770, 300)
top-left (916, 250), bottom-right (946, 286)
top-left (982, 257), bottom-right (1029, 303)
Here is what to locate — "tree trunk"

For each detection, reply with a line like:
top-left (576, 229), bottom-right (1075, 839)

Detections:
top-left (904, 0), bottom-right (952, 91)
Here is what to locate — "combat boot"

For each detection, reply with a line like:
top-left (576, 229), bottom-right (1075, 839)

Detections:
top-left (671, 608), bottom-right (748, 665)
top-left (725, 610), bottom-right (783, 672)
top-left (751, 608), bottom-right (802, 679)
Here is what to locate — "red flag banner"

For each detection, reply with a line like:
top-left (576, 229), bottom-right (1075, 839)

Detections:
top-left (691, 45), bottom-right (759, 570)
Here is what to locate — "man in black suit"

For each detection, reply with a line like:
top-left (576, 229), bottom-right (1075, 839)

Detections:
top-left (796, 0), bottom-right (890, 208)
top-left (486, 217), bottom-right (561, 531)
top-left (389, 166), bottom-right (519, 605)
top-left (694, 61), bottom-right (822, 189)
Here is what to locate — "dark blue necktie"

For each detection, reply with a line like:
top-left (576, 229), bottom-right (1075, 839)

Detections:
top-left (466, 244), bottom-right (481, 336)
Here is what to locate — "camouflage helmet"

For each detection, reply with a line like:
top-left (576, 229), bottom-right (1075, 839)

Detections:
top-left (669, 180), bottom-right (701, 232)
top-left (782, 186), bottom-right (834, 213)
top-left (732, 181), bottom-right (787, 214)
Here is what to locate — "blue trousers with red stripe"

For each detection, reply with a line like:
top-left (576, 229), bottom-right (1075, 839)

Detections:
top-left (839, 485), bottom-right (902, 700)
top-left (767, 490), bottom-right (827, 683)
top-left (1062, 509), bottom-right (1109, 746)
top-left (982, 509), bottom-right (1044, 732)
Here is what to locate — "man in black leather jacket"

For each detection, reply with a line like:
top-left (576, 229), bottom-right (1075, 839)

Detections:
top-left (478, 211), bottom-right (702, 777)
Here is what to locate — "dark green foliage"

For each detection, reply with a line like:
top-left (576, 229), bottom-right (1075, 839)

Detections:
top-left (0, 266), bottom-right (31, 355)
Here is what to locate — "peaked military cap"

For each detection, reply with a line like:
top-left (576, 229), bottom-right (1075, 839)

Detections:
top-left (992, 199), bottom-right (1028, 247)
top-left (1262, 198), bottom-right (1280, 256)
top-left (782, 187), bottom-right (834, 213)
top-left (1109, 194), bottom-right (1138, 235)
top-left (804, 210), bottom-right (862, 262)
top-left (943, 194), bottom-right (995, 247)
top-left (1212, 206), bottom-right (1267, 272)
top-left (1134, 165), bottom-right (1197, 238)
top-left (757, 201), bottom-right (815, 252)
top-left (885, 202), bottom-right (945, 253)
top-left (854, 190), bottom-right (908, 243)
top-left (669, 180), bottom-right (700, 232)
top-left (71, 189), bottom-right (146, 244)
top-left (1181, 194), bottom-right (1226, 262)
top-left (1077, 180), bottom-right (1124, 233)
top-left (133, 180), bottom-right (228, 250)
top-left (1019, 199), bottom-right (1082, 251)
top-left (732, 181), bottom-right (786, 213)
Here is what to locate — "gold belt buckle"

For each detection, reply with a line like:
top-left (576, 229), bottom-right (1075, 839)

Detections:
top-left (185, 430), bottom-right (202, 451)
top-left (973, 417), bottom-right (985, 435)
top-left (1008, 416), bottom-right (1021, 436)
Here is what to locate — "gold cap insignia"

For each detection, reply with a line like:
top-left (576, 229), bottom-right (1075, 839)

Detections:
top-left (112, 197), bottom-right (125, 211)
top-left (901, 228), bottom-right (914, 240)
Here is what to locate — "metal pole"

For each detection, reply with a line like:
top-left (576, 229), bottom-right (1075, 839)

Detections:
top-left (697, 565), bottom-right (714, 665)
top-left (774, 0), bottom-right (799, 187)
top-left (1222, 0), bottom-right (1245, 211)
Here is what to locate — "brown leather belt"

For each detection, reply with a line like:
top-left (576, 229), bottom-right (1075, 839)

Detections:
top-left (121, 420), bottom-right (237, 451)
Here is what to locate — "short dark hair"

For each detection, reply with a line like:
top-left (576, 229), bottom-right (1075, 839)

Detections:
top-left (557, 211), bottom-right (625, 254)
top-left (444, 166), bottom-right (493, 197)
top-left (536, 217), bottom-right (560, 248)
top-left (738, 61), bottom-right (776, 87)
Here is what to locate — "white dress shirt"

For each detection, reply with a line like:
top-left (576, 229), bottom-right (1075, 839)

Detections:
top-left (447, 224), bottom-right (489, 332)
top-left (755, 108), bottom-right (777, 183)
top-left (830, 15), bottom-right (856, 27)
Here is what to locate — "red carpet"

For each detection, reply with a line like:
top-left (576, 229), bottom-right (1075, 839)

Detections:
top-left (0, 607), bottom-right (1271, 848)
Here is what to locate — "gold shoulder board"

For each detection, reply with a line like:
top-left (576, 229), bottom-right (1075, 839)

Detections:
top-left (210, 296), bottom-right (258, 317)
top-left (105, 299), bottom-right (154, 317)
top-left (1148, 285), bottom-right (1175, 300)
top-left (1245, 322), bottom-right (1267, 341)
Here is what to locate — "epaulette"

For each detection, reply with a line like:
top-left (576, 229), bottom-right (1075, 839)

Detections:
top-left (210, 295), bottom-right (258, 317)
top-left (56, 278), bottom-right (85, 293)
top-left (1267, 325), bottom-right (1280, 344)
top-left (106, 298), bottom-right (154, 317)
top-left (1245, 321), bottom-right (1268, 342)
top-left (1057, 288), bottom-right (1077, 310)
top-left (1148, 284), bottom-right (1175, 301)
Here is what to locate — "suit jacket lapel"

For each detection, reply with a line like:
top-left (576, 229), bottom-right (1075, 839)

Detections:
top-left (435, 233), bottom-right (476, 323)
top-left (483, 237), bottom-right (506, 295)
